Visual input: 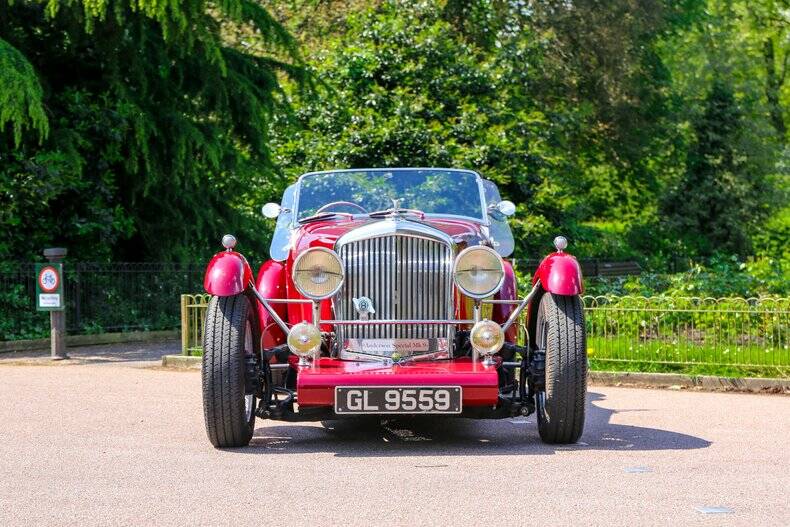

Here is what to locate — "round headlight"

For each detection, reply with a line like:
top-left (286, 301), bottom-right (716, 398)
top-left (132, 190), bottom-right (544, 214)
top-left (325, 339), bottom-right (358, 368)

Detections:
top-left (453, 246), bottom-right (505, 299)
top-left (292, 247), bottom-right (344, 299)
top-left (287, 322), bottom-right (321, 357)
top-left (470, 319), bottom-right (505, 355)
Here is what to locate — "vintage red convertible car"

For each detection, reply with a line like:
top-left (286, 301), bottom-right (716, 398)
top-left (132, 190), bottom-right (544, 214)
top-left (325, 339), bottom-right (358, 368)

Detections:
top-left (201, 168), bottom-right (586, 447)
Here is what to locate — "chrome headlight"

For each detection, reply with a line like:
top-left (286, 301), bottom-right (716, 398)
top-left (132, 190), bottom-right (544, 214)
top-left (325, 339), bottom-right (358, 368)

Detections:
top-left (292, 247), bottom-right (344, 300)
top-left (453, 246), bottom-right (505, 299)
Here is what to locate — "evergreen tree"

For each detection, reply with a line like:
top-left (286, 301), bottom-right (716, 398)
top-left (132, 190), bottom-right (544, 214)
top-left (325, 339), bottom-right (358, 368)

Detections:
top-left (0, 0), bottom-right (304, 261)
top-left (662, 81), bottom-right (772, 256)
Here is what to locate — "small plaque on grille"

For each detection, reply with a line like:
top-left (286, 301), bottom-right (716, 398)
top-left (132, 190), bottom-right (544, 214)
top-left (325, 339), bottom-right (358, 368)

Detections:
top-left (345, 338), bottom-right (448, 356)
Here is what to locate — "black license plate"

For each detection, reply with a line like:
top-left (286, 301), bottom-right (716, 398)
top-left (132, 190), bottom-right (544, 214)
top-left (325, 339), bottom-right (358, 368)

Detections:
top-left (335, 386), bottom-right (462, 414)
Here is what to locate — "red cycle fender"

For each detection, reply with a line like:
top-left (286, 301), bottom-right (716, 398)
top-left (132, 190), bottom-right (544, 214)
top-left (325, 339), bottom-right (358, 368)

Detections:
top-left (256, 260), bottom-right (288, 348)
top-left (532, 252), bottom-right (584, 296)
top-left (204, 251), bottom-right (253, 296)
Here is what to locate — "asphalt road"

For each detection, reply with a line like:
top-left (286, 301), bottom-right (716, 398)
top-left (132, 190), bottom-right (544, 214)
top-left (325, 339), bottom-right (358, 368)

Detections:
top-left (1, 348), bottom-right (788, 526)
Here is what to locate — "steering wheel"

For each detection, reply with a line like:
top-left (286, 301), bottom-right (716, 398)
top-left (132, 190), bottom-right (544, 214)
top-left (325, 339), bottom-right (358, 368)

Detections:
top-left (315, 201), bottom-right (368, 214)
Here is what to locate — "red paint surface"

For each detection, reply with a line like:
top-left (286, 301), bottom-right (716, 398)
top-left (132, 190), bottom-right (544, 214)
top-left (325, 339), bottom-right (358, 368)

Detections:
top-left (255, 260), bottom-right (288, 348)
top-left (204, 251), bottom-right (253, 296)
top-left (297, 358), bottom-right (499, 407)
top-left (533, 252), bottom-right (584, 296)
top-left (493, 260), bottom-right (518, 342)
top-left (291, 217), bottom-right (485, 256)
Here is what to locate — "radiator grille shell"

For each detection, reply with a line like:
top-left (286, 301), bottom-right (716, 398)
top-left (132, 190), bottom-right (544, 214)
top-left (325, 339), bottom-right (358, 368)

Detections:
top-left (334, 225), bottom-right (455, 357)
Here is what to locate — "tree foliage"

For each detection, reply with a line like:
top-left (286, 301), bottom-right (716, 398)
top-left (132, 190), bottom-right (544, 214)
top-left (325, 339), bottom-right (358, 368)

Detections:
top-left (266, 0), bottom-right (785, 274)
top-left (0, 0), bottom-right (304, 261)
top-left (0, 37), bottom-right (48, 145)
top-left (662, 81), bottom-right (774, 255)
top-left (0, 0), bottom-right (786, 283)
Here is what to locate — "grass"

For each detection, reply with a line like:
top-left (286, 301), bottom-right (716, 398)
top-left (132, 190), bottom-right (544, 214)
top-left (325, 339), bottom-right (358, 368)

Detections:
top-left (587, 336), bottom-right (790, 378)
top-left (588, 359), bottom-right (788, 378)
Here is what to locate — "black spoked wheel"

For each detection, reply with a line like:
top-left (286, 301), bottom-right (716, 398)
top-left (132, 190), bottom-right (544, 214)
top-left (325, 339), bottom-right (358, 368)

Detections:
top-left (202, 294), bottom-right (259, 448)
top-left (535, 292), bottom-right (587, 444)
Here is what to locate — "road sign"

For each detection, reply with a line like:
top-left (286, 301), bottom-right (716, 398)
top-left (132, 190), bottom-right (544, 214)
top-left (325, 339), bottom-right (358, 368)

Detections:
top-left (36, 263), bottom-right (64, 311)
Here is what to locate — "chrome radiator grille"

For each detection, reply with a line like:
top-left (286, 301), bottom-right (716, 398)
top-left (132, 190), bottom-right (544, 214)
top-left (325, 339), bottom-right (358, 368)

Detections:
top-left (335, 234), bottom-right (454, 347)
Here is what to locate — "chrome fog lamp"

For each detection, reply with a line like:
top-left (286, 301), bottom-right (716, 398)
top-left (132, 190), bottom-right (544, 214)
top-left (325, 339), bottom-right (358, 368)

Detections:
top-left (453, 246), bottom-right (505, 299)
top-left (287, 322), bottom-right (322, 365)
top-left (292, 247), bottom-right (344, 299)
top-left (470, 319), bottom-right (505, 365)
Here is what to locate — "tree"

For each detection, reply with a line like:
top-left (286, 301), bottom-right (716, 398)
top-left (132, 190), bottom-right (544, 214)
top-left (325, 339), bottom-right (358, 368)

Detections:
top-left (270, 0), bottom-right (593, 258)
top-left (661, 81), bottom-right (773, 256)
top-left (743, 0), bottom-right (790, 140)
top-left (0, 0), bottom-right (304, 261)
top-left (270, 0), bottom-right (709, 260)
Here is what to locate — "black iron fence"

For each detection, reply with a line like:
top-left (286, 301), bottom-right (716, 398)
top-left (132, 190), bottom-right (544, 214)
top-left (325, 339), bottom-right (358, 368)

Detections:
top-left (0, 258), bottom-right (642, 342)
top-left (0, 262), bottom-right (204, 341)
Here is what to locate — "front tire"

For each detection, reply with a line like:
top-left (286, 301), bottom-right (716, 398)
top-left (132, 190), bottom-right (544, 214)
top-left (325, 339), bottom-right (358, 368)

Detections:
top-left (535, 292), bottom-right (587, 444)
top-left (202, 294), bottom-right (258, 448)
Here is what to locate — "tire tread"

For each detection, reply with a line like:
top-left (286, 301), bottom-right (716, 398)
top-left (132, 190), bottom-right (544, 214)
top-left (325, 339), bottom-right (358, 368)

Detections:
top-left (202, 294), bottom-right (255, 448)
top-left (537, 293), bottom-right (587, 444)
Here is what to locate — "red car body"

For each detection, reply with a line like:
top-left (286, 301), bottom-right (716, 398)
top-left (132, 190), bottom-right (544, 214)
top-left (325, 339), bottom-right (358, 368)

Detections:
top-left (199, 169), bottom-right (590, 448)
top-left (205, 216), bottom-right (582, 410)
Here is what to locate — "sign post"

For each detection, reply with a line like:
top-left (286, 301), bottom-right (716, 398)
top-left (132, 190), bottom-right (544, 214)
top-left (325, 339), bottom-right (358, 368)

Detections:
top-left (37, 248), bottom-right (68, 360)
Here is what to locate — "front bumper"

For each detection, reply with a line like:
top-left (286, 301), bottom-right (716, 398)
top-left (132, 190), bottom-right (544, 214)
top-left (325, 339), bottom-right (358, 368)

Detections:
top-left (296, 358), bottom-right (499, 408)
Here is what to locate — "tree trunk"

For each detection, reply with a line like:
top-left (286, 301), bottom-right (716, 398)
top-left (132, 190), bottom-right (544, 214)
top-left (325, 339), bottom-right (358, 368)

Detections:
top-left (763, 38), bottom-right (787, 139)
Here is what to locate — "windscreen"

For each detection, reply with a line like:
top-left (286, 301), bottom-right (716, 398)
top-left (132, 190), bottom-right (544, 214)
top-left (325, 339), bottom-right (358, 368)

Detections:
top-left (296, 169), bottom-right (484, 221)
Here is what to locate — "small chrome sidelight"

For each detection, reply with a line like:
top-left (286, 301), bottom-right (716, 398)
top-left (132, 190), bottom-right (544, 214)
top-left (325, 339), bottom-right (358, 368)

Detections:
top-left (287, 322), bottom-right (321, 367)
top-left (469, 319), bottom-right (505, 366)
top-left (553, 235), bottom-right (568, 252)
top-left (221, 234), bottom-right (237, 251)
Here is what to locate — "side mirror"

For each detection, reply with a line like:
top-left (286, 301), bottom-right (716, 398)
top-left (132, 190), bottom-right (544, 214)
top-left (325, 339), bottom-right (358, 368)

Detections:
top-left (488, 200), bottom-right (516, 217)
top-left (261, 202), bottom-right (281, 219)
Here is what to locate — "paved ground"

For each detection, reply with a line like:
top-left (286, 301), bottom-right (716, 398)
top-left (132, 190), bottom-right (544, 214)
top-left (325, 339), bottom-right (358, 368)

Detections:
top-left (1, 344), bottom-right (788, 526)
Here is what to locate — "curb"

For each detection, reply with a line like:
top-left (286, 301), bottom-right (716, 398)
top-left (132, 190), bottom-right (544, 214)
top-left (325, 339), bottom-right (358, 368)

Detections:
top-left (0, 330), bottom-right (179, 353)
top-left (156, 357), bottom-right (789, 393)
top-left (589, 371), bottom-right (790, 394)
top-left (162, 354), bottom-right (201, 369)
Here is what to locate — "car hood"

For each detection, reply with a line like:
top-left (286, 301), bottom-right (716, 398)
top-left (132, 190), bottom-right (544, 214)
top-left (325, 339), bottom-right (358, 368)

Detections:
top-left (292, 216), bottom-right (487, 254)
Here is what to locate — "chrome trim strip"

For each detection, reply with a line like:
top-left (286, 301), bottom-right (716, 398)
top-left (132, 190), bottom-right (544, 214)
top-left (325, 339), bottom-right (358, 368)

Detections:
top-left (337, 350), bottom-right (451, 363)
top-left (335, 218), bottom-right (455, 247)
top-left (501, 280), bottom-right (541, 332)
top-left (249, 284), bottom-right (290, 335)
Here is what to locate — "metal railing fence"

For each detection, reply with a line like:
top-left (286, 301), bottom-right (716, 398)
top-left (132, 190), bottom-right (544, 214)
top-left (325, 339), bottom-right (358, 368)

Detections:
top-left (0, 259), bottom-right (645, 343)
top-left (0, 262), bottom-right (204, 340)
top-left (180, 294), bottom-right (789, 374)
top-left (584, 296), bottom-right (789, 372)
top-left (181, 294), bottom-right (212, 355)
